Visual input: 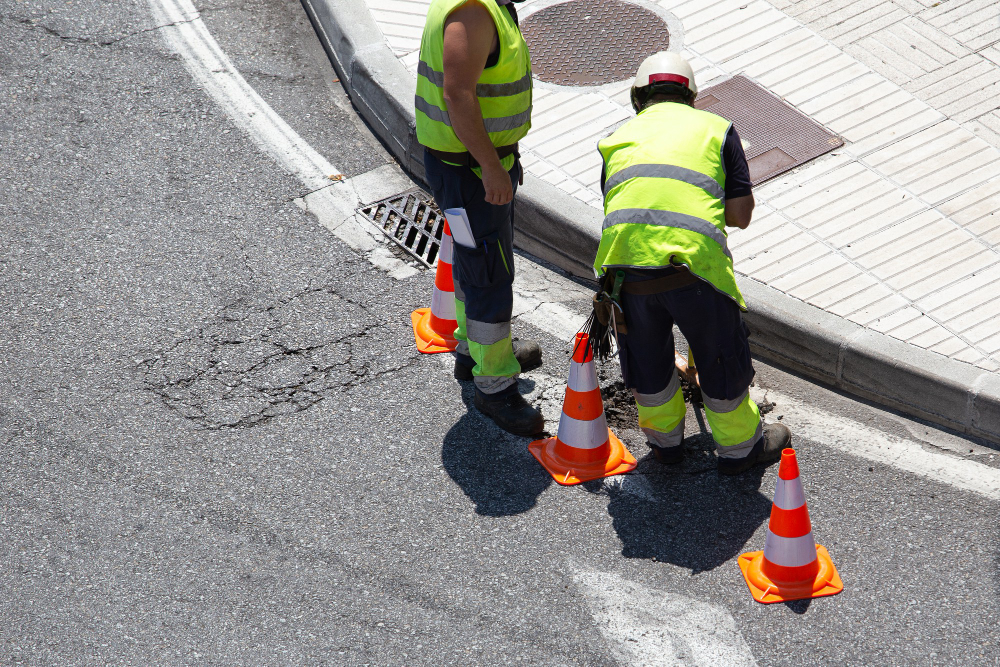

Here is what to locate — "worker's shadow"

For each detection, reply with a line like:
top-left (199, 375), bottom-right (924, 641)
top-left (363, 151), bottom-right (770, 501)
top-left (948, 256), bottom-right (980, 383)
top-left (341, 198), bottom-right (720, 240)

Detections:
top-left (441, 378), bottom-right (551, 517)
top-left (602, 425), bottom-right (773, 574)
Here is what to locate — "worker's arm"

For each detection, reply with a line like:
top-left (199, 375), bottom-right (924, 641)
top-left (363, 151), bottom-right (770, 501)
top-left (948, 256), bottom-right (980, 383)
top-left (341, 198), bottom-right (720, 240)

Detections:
top-left (721, 126), bottom-right (753, 229)
top-left (442, 2), bottom-right (512, 205)
top-left (725, 194), bottom-right (754, 229)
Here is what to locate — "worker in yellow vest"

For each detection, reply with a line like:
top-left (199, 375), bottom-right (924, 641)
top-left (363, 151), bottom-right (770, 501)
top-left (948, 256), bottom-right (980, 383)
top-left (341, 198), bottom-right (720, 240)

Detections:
top-left (415, 0), bottom-right (544, 436)
top-left (595, 53), bottom-right (791, 475)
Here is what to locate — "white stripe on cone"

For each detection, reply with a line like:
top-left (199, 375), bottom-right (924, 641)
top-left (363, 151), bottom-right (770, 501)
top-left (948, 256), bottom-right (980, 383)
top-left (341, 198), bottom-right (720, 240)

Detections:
top-left (439, 230), bottom-right (453, 264)
top-left (773, 477), bottom-right (806, 510)
top-left (568, 359), bottom-right (599, 393)
top-left (762, 530), bottom-right (818, 568)
top-left (557, 412), bottom-right (611, 450)
top-left (431, 286), bottom-right (456, 320)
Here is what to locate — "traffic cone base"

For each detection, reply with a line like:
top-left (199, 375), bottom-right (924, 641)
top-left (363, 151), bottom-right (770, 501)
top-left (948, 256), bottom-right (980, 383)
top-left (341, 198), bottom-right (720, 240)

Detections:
top-left (529, 431), bottom-right (636, 486)
top-left (738, 448), bottom-right (843, 604)
top-left (410, 307), bottom-right (457, 354)
top-left (411, 220), bottom-right (458, 354)
top-left (738, 544), bottom-right (843, 604)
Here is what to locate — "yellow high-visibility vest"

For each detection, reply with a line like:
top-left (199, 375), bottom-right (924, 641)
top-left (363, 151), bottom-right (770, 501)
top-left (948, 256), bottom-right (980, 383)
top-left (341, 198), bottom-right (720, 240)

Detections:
top-left (595, 102), bottom-right (745, 309)
top-left (415, 0), bottom-right (532, 170)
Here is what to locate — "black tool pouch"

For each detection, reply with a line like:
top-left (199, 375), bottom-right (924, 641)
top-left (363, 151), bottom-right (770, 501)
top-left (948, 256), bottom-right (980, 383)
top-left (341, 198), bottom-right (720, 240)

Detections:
top-left (590, 270), bottom-right (627, 337)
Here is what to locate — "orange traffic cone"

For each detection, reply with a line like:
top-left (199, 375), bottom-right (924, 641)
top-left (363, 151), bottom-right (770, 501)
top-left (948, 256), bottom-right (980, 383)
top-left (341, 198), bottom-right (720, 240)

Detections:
top-left (529, 333), bottom-right (637, 485)
top-left (738, 448), bottom-right (843, 603)
top-left (410, 221), bottom-right (458, 354)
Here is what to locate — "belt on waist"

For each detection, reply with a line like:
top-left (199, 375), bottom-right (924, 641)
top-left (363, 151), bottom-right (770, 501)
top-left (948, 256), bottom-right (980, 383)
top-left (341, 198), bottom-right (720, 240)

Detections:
top-left (620, 269), bottom-right (701, 295)
top-left (426, 143), bottom-right (519, 169)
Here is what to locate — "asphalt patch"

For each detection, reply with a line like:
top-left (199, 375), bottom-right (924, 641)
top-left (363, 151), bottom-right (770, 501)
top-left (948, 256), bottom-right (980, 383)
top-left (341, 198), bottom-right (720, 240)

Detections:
top-left (138, 286), bottom-right (385, 429)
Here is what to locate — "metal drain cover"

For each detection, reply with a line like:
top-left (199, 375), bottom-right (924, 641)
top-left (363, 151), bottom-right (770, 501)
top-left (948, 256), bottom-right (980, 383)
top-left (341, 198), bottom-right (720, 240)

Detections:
top-left (357, 188), bottom-right (444, 267)
top-left (695, 76), bottom-right (843, 185)
top-left (521, 0), bottom-right (670, 86)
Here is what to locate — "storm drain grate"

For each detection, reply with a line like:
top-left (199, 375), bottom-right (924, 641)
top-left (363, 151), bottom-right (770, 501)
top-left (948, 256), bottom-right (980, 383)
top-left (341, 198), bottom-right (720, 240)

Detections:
top-left (357, 188), bottom-right (445, 267)
top-left (695, 75), bottom-right (844, 185)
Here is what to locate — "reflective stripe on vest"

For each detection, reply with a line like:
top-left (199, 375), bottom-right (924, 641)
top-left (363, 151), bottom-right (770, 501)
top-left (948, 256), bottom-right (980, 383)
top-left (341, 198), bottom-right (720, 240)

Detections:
top-left (415, 0), bottom-right (532, 154)
top-left (418, 61), bottom-right (532, 98)
top-left (595, 102), bottom-right (745, 310)
top-left (415, 97), bottom-right (532, 133)
top-left (602, 163), bottom-right (726, 201)
top-left (603, 208), bottom-right (732, 259)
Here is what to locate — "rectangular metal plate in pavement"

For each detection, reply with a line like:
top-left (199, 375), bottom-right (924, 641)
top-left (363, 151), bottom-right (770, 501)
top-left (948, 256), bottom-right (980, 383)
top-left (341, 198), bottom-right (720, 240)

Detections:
top-left (695, 75), bottom-right (843, 185)
top-left (358, 188), bottom-right (445, 267)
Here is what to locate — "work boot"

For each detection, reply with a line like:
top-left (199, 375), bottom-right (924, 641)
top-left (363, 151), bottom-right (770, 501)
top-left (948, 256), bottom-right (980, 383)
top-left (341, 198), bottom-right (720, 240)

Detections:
top-left (649, 443), bottom-right (684, 465)
top-left (717, 422), bottom-right (791, 476)
top-left (454, 339), bottom-right (543, 381)
top-left (473, 390), bottom-right (545, 436)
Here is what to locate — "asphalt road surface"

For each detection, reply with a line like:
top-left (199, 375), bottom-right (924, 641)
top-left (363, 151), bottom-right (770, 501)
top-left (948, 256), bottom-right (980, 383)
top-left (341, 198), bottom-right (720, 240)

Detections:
top-left (2, 0), bottom-right (999, 664)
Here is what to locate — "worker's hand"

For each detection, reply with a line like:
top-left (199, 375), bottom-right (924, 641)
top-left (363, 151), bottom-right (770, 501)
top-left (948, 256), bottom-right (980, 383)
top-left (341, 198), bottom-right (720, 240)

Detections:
top-left (482, 160), bottom-right (514, 206)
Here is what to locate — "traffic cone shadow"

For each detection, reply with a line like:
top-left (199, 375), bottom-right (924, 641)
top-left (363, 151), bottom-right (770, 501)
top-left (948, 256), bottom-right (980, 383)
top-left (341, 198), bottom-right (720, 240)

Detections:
top-left (441, 378), bottom-right (551, 517)
top-left (605, 454), bottom-right (772, 573)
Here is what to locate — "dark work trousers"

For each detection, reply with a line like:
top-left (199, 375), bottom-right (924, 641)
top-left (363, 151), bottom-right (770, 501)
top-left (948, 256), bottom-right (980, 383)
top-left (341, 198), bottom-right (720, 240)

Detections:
top-left (616, 271), bottom-right (762, 457)
top-left (423, 150), bottom-right (521, 397)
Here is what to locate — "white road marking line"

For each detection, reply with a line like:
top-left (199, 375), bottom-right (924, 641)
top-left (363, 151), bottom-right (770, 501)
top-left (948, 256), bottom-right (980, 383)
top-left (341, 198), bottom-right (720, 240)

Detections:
top-left (147, 0), bottom-right (417, 279)
top-left (750, 387), bottom-right (1000, 502)
top-left (147, 0), bottom-right (1000, 506)
top-left (572, 569), bottom-right (758, 667)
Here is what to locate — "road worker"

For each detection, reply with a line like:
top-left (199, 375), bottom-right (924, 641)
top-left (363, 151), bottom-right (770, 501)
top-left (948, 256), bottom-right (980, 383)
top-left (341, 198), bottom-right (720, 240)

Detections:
top-left (594, 52), bottom-right (791, 475)
top-left (415, 0), bottom-right (544, 436)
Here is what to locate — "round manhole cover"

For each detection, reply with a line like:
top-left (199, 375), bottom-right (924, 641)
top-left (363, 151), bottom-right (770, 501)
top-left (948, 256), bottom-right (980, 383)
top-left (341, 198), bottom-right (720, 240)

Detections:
top-left (521, 0), bottom-right (670, 87)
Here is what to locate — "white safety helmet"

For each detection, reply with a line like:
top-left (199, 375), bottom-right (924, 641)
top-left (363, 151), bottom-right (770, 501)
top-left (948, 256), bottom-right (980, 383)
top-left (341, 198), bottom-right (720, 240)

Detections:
top-left (630, 52), bottom-right (698, 114)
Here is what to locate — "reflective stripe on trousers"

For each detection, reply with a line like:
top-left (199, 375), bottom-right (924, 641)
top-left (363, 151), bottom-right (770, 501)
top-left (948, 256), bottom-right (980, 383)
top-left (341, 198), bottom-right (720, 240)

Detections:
top-left (426, 150), bottom-right (521, 396)
top-left (633, 370), bottom-right (685, 448)
top-left (702, 389), bottom-right (762, 459)
top-left (466, 318), bottom-right (519, 394)
top-left (452, 246), bottom-right (519, 394)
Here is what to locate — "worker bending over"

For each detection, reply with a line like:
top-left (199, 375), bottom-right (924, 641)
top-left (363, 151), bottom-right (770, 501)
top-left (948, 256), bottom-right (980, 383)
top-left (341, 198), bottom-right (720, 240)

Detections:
top-left (415, 0), bottom-right (544, 436)
top-left (594, 53), bottom-right (791, 475)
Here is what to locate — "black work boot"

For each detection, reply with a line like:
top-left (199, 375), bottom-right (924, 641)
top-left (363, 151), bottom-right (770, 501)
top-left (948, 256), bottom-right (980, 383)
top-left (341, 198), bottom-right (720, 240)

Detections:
top-left (649, 443), bottom-right (684, 465)
top-left (717, 422), bottom-right (791, 476)
top-left (454, 339), bottom-right (543, 381)
top-left (473, 390), bottom-right (545, 436)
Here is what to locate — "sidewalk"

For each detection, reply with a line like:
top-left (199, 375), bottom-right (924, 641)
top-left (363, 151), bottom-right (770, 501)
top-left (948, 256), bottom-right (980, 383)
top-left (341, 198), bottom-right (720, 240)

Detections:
top-left (300, 0), bottom-right (1000, 442)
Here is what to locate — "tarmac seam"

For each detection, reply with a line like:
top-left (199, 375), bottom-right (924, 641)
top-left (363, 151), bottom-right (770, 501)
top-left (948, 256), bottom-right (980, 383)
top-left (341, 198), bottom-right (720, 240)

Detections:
top-left (10, 13), bottom-right (204, 47)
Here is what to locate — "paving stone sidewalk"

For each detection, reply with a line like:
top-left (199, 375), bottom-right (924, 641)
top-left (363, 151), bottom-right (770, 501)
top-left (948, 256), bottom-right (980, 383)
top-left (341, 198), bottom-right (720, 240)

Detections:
top-left (367, 0), bottom-right (1000, 373)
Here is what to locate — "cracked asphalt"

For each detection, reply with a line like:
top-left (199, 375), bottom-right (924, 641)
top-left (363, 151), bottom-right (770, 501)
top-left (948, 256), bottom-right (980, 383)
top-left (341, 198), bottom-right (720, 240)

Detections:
top-left (2, 0), bottom-right (1000, 665)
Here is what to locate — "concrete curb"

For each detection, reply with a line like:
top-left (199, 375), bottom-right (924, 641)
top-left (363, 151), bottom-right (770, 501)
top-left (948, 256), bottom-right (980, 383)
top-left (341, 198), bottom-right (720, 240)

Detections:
top-left (299, 0), bottom-right (1000, 445)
